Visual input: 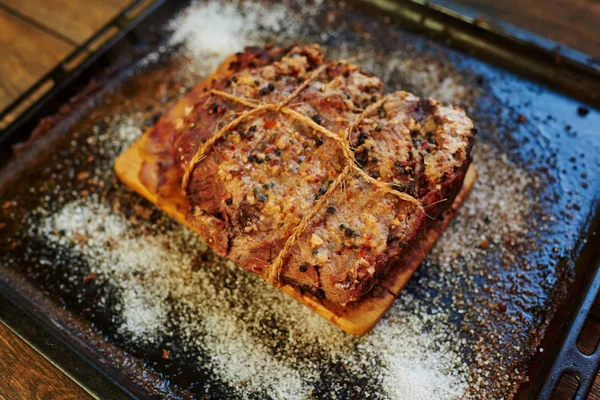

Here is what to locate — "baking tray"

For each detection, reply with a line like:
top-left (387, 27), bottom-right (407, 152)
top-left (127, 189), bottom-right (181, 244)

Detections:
top-left (0, 0), bottom-right (599, 399)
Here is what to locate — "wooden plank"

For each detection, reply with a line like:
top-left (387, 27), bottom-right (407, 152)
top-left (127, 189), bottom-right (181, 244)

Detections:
top-left (114, 52), bottom-right (477, 334)
top-left (0, 0), bottom-right (129, 45)
top-left (115, 130), bottom-right (475, 334)
top-left (0, 8), bottom-right (73, 110)
top-left (0, 322), bottom-right (92, 400)
top-left (440, 0), bottom-right (600, 59)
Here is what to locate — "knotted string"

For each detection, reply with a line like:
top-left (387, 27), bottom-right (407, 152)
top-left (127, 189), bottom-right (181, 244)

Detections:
top-left (181, 63), bottom-right (423, 286)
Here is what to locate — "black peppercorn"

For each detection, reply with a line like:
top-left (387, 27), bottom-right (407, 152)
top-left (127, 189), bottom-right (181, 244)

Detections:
top-left (315, 137), bottom-right (324, 147)
top-left (316, 186), bottom-right (328, 200)
top-left (326, 206), bottom-right (336, 215)
top-left (299, 264), bottom-right (308, 272)
top-left (577, 106), bottom-right (589, 117)
top-left (344, 228), bottom-right (354, 237)
top-left (225, 198), bottom-right (233, 205)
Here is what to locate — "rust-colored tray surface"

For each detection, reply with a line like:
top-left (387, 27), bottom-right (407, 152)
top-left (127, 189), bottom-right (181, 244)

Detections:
top-left (0, 0), bottom-right (599, 399)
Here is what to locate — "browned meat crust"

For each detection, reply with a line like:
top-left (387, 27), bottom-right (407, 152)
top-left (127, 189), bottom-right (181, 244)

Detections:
top-left (142, 44), bottom-right (474, 305)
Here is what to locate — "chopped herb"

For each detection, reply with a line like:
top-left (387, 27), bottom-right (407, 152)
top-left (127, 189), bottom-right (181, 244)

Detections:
top-left (315, 137), bottom-right (324, 147)
top-left (312, 115), bottom-right (322, 125)
top-left (254, 80), bottom-right (260, 86)
top-left (274, 148), bottom-right (282, 156)
top-left (225, 198), bottom-right (233, 205)
top-left (257, 193), bottom-right (267, 203)
top-left (311, 249), bottom-right (319, 255)
top-left (259, 87), bottom-right (268, 96)
top-left (377, 107), bottom-right (387, 118)
top-left (262, 184), bottom-right (270, 190)
top-left (248, 125), bottom-right (257, 133)
top-left (326, 206), bottom-right (336, 215)
top-left (344, 228), bottom-right (354, 237)
top-left (267, 83), bottom-right (275, 92)
top-left (390, 182), bottom-right (407, 192)
top-left (299, 264), bottom-right (308, 272)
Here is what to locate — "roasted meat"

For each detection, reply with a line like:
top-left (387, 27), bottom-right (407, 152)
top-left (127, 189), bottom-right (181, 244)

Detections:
top-left (141, 44), bottom-right (474, 305)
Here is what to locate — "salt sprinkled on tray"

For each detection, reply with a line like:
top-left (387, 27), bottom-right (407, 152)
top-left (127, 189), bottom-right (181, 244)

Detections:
top-left (169, 0), bottom-right (294, 73)
top-left (3, 0), bottom-right (556, 398)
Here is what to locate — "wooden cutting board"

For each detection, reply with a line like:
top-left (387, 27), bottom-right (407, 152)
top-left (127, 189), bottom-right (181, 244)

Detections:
top-left (115, 136), bottom-right (475, 335)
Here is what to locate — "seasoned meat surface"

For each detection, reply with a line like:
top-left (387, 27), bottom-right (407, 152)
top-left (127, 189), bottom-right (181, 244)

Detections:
top-left (143, 44), bottom-right (474, 305)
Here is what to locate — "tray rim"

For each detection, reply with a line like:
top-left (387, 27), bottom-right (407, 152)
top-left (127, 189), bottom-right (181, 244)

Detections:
top-left (0, 0), bottom-right (599, 399)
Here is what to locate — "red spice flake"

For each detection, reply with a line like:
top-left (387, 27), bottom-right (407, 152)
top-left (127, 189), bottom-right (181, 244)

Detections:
top-left (83, 272), bottom-right (98, 284)
top-left (2, 200), bottom-right (16, 210)
top-left (264, 145), bottom-right (276, 154)
top-left (230, 145), bottom-right (237, 151)
top-left (264, 119), bottom-right (277, 129)
top-left (289, 205), bottom-right (296, 213)
top-left (516, 115), bottom-right (528, 123)
top-left (497, 302), bottom-right (507, 313)
top-left (76, 234), bottom-right (88, 245)
top-left (162, 349), bottom-right (171, 359)
top-left (134, 204), bottom-right (153, 219)
top-left (479, 238), bottom-right (490, 249)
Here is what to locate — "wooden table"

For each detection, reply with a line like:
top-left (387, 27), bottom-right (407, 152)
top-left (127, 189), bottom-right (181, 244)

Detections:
top-left (0, 0), bottom-right (598, 398)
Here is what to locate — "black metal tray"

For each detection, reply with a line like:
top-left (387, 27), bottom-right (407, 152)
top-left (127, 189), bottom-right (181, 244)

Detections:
top-left (0, 0), bottom-right (599, 399)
